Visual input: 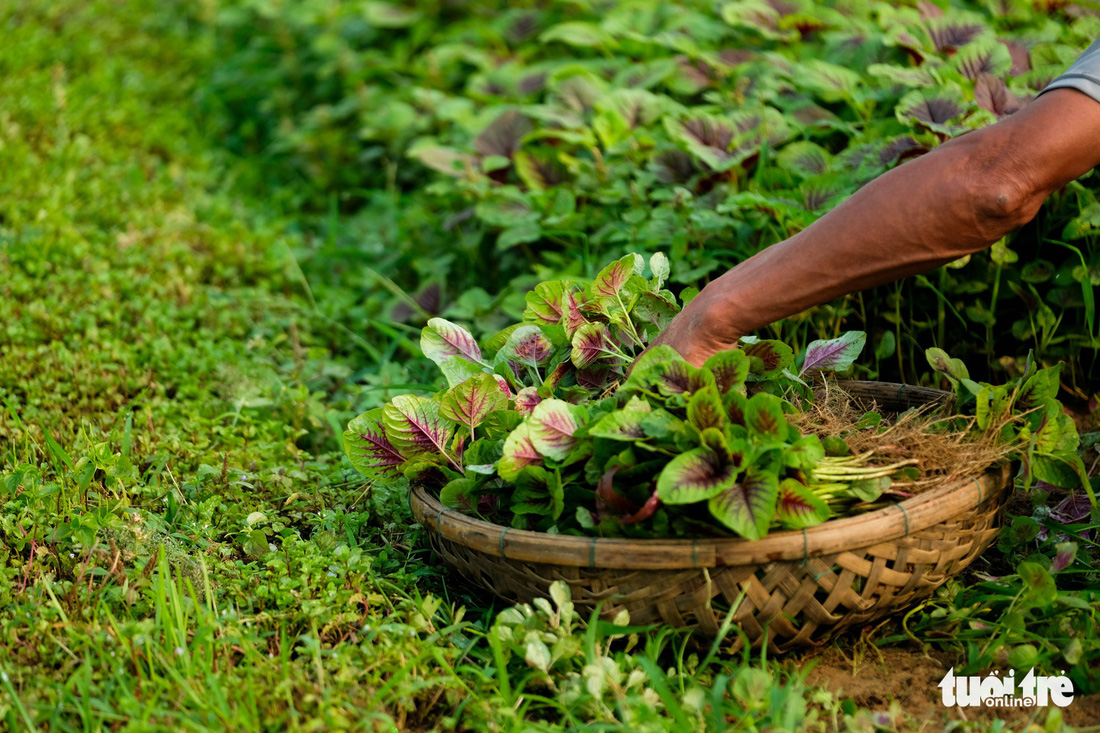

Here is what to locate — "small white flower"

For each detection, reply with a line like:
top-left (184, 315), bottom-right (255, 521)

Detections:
top-left (174, 647), bottom-right (184, 656)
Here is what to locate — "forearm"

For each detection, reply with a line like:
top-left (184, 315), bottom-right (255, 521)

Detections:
top-left (696, 89), bottom-right (1100, 338)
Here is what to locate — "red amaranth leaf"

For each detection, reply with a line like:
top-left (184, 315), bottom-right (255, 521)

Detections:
top-left (383, 395), bottom-right (456, 462)
top-left (422, 318), bottom-right (483, 367)
top-left (345, 409), bottom-right (406, 479)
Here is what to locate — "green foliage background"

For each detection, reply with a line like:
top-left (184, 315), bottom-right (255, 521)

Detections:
top-left (199, 0), bottom-right (1100, 392)
top-left (0, 0), bottom-right (1097, 730)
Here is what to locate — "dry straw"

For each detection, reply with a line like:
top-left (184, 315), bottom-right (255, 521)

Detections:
top-left (411, 381), bottom-right (1013, 651)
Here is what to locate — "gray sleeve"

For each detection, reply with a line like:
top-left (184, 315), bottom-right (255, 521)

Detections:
top-left (1042, 37), bottom-right (1100, 104)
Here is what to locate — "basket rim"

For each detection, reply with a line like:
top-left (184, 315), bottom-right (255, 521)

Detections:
top-left (410, 380), bottom-right (1013, 570)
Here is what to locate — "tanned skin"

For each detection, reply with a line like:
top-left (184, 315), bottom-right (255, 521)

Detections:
top-left (649, 89), bottom-right (1100, 366)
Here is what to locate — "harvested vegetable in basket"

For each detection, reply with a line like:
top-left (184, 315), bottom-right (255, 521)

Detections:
top-left (346, 253), bottom-right (1087, 540)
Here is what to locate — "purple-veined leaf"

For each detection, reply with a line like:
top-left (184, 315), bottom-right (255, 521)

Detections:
top-left (775, 479), bottom-right (830, 529)
top-left (440, 478), bottom-right (479, 513)
top-left (344, 409), bottom-right (406, 479)
top-left (785, 435), bottom-right (824, 470)
top-left (527, 398), bottom-right (588, 461)
top-left (588, 397), bottom-right (652, 441)
top-left (576, 365), bottom-right (610, 391)
top-left (776, 140), bottom-right (831, 179)
top-left (878, 136), bottom-right (926, 166)
top-left (514, 386), bottom-right (543, 415)
top-left (741, 339), bottom-right (794, 378)
top-left (493, 374), bottom-right (513, 398)
top-left (543, 361), bottom-right (573, 391)
top-left (589, 254), bottom-right (644, 301)
top-left (667, 114), bottom-right (736, 170)
top-left (704, 350), bottom-right (749, 393)
top-left (440, 374), bottom-right (508, 437)
top-left (656, 360), bottom-right (716, 396)
top-left (498, 325), bottom-right (553, 368)
top-left (707, 469), bottom-right (779, 540)
top-left (657, 448), bottom-right (739, 505)
top-left (745, 393), bottom-right (787, 441)
top-left (1052, 541), bottom-right (1077, 573)
top-left (975, 74), bottom-right (1023, 118)
top-left (897, 89), bottom-right (967, 133)
top-left (515, 149), bottom-right (570, 190)
top-left (474, 109), bottom-right (533, 157)
top-left (523, 281), bottom-right (567, 326)
top-left (926, 18), bottom-right (985, 53)
top-left (562, 290), bottom-right (590, 337)
top-left (654, 150), bottom-right (698, 184)
top-left (952, 40), bottom-right (1011, 80)
top-left (570, 322), bottom-right (620, 368)
top-left (687, 385), bottom-right (725, 432)
top-left (620, 488), bottom-right (661, 525)
top-left (1014, 365), bottom-right (1061, 425)
top-left (800, 331), bottom-right (866, 375)
top-left (498, 424), bottom-right (542, 481)
top-left (383, 395), bottom-right (457, 464)
top-left (422, 318), bottom-right (484, 367)
top-left (723, 390), bottom-right (748, 426)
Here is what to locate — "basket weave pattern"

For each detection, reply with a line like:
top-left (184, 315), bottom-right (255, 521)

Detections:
top-left (412, 382), bottom-right (1013, 651)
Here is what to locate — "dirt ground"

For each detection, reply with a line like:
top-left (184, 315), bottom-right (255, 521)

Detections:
top-left (802, 643), bottom-right (1100, 730)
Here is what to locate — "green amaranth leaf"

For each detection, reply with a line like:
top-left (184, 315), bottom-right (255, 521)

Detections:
top-left (527, 398), bottom-right (588, 461)
top-left (440, 373), bottom-right (508, 437)
top-left (421, 318), bottom-right (484, 367)
top-left (499, 424), bottom-right (541, 481)
top-left (775, 479), bottom-right (830, 529)
top-left (687, 385), bottom-right (725, 432)
top-left (785, 435), bottom-right (824, 470)
top-left (438, 356), bottom-right (487, 389)
top-left (588, 398), bottom-right (652, 441)
top-left (708, 469), bottom-right (779, 540)
top-left (657, 448), bottom-right (740, 505)
top-left (512, 466), bottom-right (565, 520)
top-left (744, 393), bottom-right (787, 441)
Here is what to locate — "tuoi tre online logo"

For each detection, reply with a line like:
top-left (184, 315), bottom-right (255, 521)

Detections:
top-left (938, 667), bottom-right (1074, 708)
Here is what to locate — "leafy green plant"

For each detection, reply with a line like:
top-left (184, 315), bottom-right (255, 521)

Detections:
top-left (196, 0), bottom-right (1100, 392)
top-left (346, 253), bottom-right (1086, 540)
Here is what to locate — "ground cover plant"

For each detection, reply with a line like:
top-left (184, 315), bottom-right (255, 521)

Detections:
top-left (0, 0), bottom-right (1098, 730)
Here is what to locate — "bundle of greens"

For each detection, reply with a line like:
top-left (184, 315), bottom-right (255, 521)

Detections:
top-left (346, 253), bottom-right (1088, 540)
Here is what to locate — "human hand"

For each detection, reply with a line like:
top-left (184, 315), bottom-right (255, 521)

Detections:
top-left (643, 286), bottom-right (744, 367)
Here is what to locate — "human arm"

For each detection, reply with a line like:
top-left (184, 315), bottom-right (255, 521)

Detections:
top-left (652, 83), bottom-right (1100, 366)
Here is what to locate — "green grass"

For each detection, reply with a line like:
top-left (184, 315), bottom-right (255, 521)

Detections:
top-left (0, 1), bottom-right (1094, 731)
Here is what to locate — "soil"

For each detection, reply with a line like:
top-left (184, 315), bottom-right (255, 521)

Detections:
top-left (800, 642), bottom-right (1100, 730)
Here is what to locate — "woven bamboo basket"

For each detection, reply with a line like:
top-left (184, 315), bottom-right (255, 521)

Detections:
top-left (411, 381), bottom-right (1013, 651)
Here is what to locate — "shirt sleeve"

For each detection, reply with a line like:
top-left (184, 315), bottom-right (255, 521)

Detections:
top-left (1042, 37), bottom-right (1100, 104)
